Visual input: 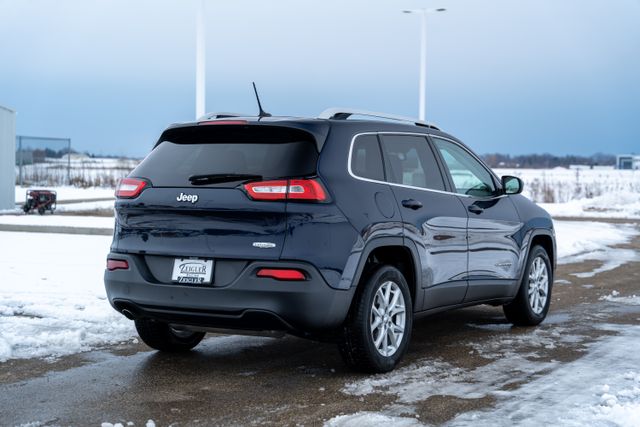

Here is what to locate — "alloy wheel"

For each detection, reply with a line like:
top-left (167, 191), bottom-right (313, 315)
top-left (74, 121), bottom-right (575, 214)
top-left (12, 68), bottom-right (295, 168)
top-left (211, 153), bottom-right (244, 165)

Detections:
top-left (370, 280), bottom-right (406, 357)
top-left (528, 256), bottom-right (549, 315)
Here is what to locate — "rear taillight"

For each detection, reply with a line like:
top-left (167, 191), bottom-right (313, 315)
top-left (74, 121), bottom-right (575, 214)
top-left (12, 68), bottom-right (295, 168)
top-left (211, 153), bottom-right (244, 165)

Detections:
top-left (256, 268), bottom-right (306, 281)
top-left (287, 179), bottom-right (327, 201)
top-left (107, 259), bottom-right (129, 271)
top-left (244, 179), bottom-right (327, 202)
top-left (116, 178), bottom-right (147, 199)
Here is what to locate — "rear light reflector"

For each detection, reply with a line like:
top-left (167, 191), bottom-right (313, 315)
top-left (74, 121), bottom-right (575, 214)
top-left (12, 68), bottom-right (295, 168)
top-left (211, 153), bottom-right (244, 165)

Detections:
top-left (116, 178), bottom-right (147, 199)
top-left (107, 259), bottom-right (129, 271)
top-left (256, 268), bottom-right (306, 281)
top-left (244, 180), bottom-right (288, 200)
top-left (243, 179), bottom-right (327, 202)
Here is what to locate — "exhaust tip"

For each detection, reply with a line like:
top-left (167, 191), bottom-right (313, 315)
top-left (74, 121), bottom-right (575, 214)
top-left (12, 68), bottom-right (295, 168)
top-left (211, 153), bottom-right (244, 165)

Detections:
top-left (121, 309), bottom-right (135, 320)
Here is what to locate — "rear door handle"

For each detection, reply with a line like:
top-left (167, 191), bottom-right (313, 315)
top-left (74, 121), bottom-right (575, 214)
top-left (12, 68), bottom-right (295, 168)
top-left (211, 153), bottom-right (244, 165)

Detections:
top-left (468, 205), bottom-right (484, 214)
top-left (402, 199), bottom-right (423, 210)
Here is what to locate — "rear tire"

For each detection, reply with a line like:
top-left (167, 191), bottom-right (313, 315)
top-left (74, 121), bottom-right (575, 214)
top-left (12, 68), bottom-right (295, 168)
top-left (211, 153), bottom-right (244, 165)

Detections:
top-left (135, 319), bottom-right (205, 352)
top-left (37, 207), bottom-right (45, 215)
top-left (338, 265), bottom-right (413, 373)
top-left (503, 245), bottom-right (553, 326)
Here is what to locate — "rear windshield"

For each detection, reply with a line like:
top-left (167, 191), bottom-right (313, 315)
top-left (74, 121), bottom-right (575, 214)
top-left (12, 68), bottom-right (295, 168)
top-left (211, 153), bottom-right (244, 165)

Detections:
top-left (131, 125), bottom-right (318, 187)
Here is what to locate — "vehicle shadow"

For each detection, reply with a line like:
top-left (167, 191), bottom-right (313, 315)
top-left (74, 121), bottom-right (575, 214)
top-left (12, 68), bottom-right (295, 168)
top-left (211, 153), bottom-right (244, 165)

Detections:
top-left (67, 306), bottom-right (520, 425)
top-left (132, 305), bottom-right (511, 381)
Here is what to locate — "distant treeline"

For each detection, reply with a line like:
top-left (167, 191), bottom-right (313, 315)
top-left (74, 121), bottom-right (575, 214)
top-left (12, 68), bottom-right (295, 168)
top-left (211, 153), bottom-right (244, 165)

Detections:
top-left (481, 153), bottom-right (615, 168)
top-left (21, 147), bottom-right (138, 160)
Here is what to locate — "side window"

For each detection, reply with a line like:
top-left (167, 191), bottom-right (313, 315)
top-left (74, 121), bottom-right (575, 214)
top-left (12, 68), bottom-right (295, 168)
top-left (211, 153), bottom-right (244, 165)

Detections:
top-left (432, 137), bottom-right (497, 197)
top-left (379, 135), bottom-right (445, 191)
top-left (350, 134), bottom-right (384, 181)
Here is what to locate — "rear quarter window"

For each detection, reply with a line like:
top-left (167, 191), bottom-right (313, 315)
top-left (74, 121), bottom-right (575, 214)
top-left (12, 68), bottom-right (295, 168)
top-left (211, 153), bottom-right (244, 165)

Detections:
top-left (350, 134), bottom-right (385, 181)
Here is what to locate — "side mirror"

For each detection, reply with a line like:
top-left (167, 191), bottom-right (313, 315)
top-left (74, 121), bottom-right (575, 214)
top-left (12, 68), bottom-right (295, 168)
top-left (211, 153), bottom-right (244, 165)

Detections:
top-left (501, 175), bottom-right (523, 195)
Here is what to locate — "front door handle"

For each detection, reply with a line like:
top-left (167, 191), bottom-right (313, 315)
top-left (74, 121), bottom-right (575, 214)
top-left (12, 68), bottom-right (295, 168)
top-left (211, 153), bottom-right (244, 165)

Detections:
top-left (402, 199), bottom-right (423, 210)
top-left (468, 204), bottom-right (484, 214)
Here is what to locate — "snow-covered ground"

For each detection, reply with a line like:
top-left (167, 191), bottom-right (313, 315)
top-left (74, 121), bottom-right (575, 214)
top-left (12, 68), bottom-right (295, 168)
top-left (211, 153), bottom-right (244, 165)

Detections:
top-left (449, 324), bottom-right (640, 426)
top-left (494, 167), bottom-right (640, 204)
top-left (16, 157), bottom-right (138, 188)
top-left (0, 214), bottom-right (114, 230)
top-left (555, 221), bottom-right (638, 260)
top-left (554, 221), bottom-right (639, 278)
top-left (540, 192), bottom-right (640, 220)
top-left (327, 325), bottom-right (640, 427)
top-left (55, 199), bottom-right (115, 213)
top-left (0, 232), bottom-right (133, 362)
top-left (491, 167), bottom-right (640, 219)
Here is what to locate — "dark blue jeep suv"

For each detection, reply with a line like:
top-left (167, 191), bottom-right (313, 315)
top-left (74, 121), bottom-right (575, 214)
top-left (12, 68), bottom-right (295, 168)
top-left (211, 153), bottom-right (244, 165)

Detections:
top-left (105, 108), bottom-right (556, 373)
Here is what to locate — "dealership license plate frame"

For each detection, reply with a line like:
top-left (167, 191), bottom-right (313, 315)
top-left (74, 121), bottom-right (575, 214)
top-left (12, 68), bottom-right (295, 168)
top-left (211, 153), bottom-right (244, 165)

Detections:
top-left (171, 258), bottom-right (214, 285)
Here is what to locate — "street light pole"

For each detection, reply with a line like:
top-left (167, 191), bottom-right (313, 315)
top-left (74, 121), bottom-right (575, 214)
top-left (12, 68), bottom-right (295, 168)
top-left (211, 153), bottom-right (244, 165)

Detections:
top-left (418, 11), bottom-right (428, 122)
top-left (403, 8), bottom-right (446, 121)
top-left (195, 0), bottom-right (206, 119)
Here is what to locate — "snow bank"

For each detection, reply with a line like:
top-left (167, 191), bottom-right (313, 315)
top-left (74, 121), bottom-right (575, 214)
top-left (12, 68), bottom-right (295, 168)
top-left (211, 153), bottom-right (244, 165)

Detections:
top-left (0, 232), bottom-right (134, 362)
top-left (554, 221), bottom-right (638, 261)
top-left (600, 291), bottom-right (640, 306)
top-left (553, 220), bottom-right (639, 277)
top-left (55, 200), bottom-right (114, 213)
top-left (101, 420), bottom-right (155, 427)
top-left (0, 214), bottom-right (114, 230)
top-left (326, 413), bottom-right (422, 427)
top-left (540, 191), bottom-right (640, 219)
top-left (552, 220), bottom-right (639, 278)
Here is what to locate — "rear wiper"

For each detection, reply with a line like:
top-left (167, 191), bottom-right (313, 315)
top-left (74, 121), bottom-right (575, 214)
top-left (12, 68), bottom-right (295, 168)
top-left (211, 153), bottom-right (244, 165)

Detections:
top-left (188, 173), bottom-right (263, 185)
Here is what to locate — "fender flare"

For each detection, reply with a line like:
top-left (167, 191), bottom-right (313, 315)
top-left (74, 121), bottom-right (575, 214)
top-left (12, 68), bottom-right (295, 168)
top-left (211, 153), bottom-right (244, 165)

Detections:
top-left (346, 236), bottom-right (423, 310)
top-left (513, 228), bottom-right (556, 295)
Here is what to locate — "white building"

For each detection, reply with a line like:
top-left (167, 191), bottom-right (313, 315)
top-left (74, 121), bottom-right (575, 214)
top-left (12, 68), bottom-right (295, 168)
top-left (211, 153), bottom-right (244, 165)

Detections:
top-left (616, 155), bottom-right (640, 170)
top-left (0, 105), bottom-right (16, 210)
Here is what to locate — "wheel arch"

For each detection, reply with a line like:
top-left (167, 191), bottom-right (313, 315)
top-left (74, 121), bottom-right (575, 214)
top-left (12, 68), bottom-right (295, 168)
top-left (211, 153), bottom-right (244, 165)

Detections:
top-left (531, 232), bottom-right (556, 270)
top-left (350, 237), bottom-right (422, 312)
top-left (514, 228), bottom-right (556, 295)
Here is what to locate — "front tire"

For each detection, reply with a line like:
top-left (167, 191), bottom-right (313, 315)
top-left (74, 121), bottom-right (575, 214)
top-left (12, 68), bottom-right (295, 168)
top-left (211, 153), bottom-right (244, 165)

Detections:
top-left (135, 319), bottom-right (205, 352)
top-left (338, 265), bottom-right (413, 373)
top-left (503, 245), bottom-right (553, 326)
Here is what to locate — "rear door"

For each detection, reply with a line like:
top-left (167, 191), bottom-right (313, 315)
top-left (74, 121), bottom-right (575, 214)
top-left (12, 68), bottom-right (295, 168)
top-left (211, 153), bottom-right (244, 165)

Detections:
top-left (113, 124), bottom-right (320, 261)
top-left (430, 136), bottom-right (523, 301)
top-left (378, 134), bottom-right (469, 310)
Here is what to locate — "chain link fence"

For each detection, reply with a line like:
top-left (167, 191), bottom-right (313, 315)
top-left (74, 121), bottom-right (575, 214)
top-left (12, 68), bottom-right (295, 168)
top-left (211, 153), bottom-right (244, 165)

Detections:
top-left (15, 135), bottom-right (138, 187)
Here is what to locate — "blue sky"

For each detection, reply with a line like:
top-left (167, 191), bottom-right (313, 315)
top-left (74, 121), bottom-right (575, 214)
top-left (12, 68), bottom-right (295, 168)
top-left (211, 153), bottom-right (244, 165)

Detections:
top-left (0, 0), bottom-right (639, 158)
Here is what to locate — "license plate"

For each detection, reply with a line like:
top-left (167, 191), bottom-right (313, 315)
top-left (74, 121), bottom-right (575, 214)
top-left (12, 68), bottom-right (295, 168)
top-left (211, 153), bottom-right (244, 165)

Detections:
top-left (171, 258), bottom-right (214, 284)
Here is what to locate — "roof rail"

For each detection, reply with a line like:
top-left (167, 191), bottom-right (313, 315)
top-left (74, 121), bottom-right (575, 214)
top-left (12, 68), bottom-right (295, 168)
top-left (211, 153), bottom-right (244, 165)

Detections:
top-left (318, 108), bottom-right (440, 130)
top-left (197, 112), bottom-right (253, 121)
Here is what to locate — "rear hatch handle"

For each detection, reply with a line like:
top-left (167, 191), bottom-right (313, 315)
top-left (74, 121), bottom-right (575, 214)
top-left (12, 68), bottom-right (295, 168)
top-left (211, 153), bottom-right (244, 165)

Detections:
top-left (188, 173), bottom-right (263, 185)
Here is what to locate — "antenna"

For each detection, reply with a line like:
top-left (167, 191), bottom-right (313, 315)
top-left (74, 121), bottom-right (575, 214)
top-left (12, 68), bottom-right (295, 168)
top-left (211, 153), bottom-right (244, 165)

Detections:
top-left (252, 82), bottom-right (272, 118)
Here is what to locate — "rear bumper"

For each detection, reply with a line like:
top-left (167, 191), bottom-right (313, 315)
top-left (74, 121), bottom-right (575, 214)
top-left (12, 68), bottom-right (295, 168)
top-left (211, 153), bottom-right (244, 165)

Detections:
top-left (104, 253), bottom-right (355, 336)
